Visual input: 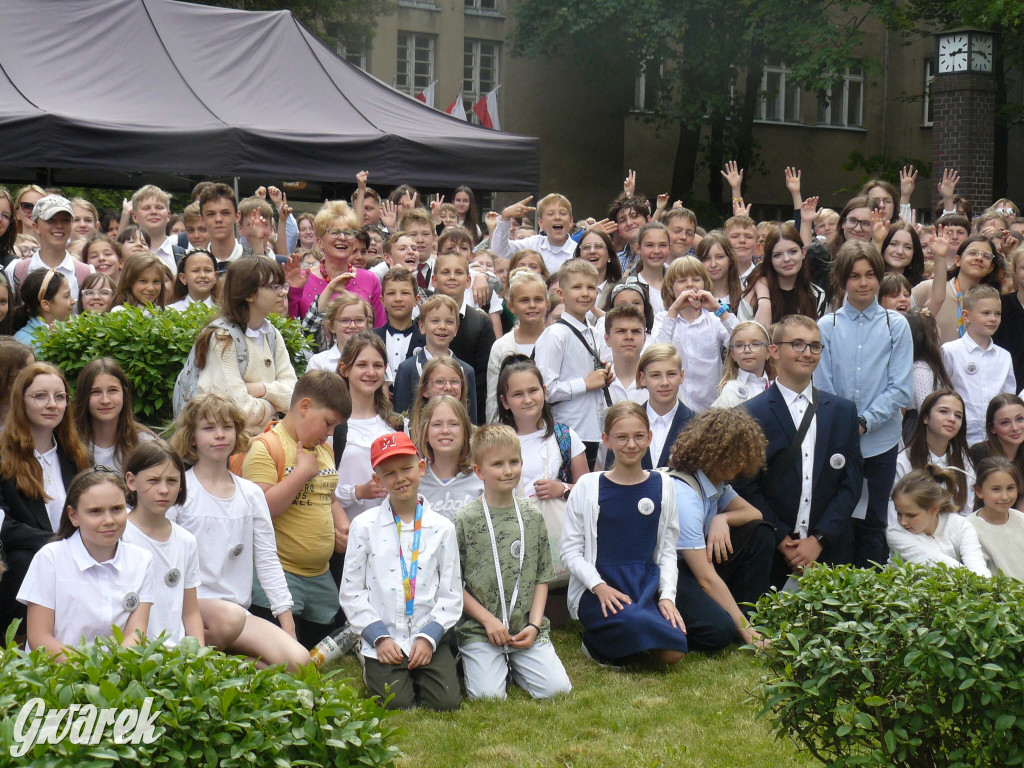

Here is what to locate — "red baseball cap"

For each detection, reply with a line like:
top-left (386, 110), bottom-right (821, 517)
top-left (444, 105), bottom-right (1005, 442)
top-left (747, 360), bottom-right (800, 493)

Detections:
top-left (370, 432), bottom-right (419, 468)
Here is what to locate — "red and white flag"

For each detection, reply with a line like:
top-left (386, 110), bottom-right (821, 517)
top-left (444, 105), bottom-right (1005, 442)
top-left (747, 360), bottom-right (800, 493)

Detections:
top-left (414, 80), bottom-right (436, 107)
top-left (472, 86), bottom-right (501, 130)
top-left (445, 90), bottom-right (467, 121)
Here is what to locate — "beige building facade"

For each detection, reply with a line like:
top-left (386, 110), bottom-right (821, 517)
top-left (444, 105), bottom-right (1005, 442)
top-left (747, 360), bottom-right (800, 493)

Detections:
top-left (352, 2), bottom-right (1022, 224)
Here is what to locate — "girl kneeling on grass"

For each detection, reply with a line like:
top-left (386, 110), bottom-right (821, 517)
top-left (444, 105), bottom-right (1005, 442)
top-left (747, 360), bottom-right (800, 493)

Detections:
top-left (169, 393), bottom-right (310, 672)
top-left (887, 464), bottom-right (990, 576)
top-left (561, 401), bottom-right (687, 666)
top-left (18, 467), bottom-right (153, 659)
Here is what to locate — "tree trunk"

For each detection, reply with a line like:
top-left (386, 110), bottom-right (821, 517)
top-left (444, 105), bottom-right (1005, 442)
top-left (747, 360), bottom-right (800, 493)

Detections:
top-left (671, 122), bottom-right (701, 206)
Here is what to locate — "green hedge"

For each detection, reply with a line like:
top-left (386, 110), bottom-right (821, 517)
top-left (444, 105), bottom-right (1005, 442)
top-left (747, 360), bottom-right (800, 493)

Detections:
top-left (0, 630), bottom-right (399, 768)
top-left (35, 305), bottom-right (311, 426)
top-left (749, 562), bottom-right (1024, 767)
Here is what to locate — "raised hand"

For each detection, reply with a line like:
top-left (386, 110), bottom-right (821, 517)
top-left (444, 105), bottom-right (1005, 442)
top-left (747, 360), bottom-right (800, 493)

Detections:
top-left (732, 196), bottom-right (752, 217)
top-left (267, 186), bottom-right (283, 207)
top-left (899, 165), bottom-right (918, 203)
top-left (380, 199), bottom-right (398, 230)
top-left (870, 207), bottom-right (888, 244)
top-left (277, 192), bottom-right (292, 220)
top-left (623, 169), bottom-right (636, 197)
top-left (721, 161), bottom-right (744, 195)
top-left (356, 170), bottom-right (369, 188)
top-left (501, 196), bottom-right (536, 221)
top-left (283, 252), bottom-right (311, 289)
top-left (254, 186), bottom-right (267, 200)
top-left (784, 166), bottom-right (802, 197)
top-left (938, 168), bottom-right (960, 202)
top-left (800, 196), bottom-right (820, 218)
top-left (656, 193), bottom-right (669, 212)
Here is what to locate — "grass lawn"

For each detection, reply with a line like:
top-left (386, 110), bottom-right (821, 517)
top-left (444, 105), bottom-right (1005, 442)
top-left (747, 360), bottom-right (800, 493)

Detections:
top-left (330, 624), bottom-right (817, 768)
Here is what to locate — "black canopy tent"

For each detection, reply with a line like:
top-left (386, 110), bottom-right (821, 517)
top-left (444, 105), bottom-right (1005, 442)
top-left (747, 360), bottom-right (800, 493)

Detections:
top-left (0, 0), bottom-right (540, 196)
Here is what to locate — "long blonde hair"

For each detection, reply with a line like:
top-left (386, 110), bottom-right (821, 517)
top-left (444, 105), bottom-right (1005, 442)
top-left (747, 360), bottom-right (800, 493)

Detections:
top-left (718, 321), bottom-right (776, 392)
top-left (413, 395), bottom-right (473, 474)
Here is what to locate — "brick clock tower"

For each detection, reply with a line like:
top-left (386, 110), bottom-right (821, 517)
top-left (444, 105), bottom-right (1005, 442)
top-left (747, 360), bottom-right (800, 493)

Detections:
top-left (931, 28), bottom-right (996, 211)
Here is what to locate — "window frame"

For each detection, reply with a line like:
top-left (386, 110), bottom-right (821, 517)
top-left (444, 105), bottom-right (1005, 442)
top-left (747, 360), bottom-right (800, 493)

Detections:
top-left (396, 31), bottom-right (436, 99)
top-left (816, 65), bottom-right (864, 128)
top-left (758, 57), bottom-right (802, 124)
top-left (463, 38), bottom-right (501, 123)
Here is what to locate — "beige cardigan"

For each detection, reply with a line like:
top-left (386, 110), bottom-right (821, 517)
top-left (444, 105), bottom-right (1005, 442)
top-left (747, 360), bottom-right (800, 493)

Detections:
top-left (197, 325), bottom-right (296, 434)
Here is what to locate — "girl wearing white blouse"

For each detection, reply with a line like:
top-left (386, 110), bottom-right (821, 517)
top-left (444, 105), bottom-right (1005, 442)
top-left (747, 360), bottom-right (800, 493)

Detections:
top-left (18, 468), bottom-right (153, 660)
top-left (169, 393), bottom-right (310, 672)
top-left (888, 465), bottom-right (990, 576)
top-left (194, 257), bottom-right (297, 436)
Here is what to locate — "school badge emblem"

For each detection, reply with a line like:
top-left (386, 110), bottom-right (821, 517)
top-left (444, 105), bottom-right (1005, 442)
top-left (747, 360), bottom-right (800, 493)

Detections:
top-left (829, 453), bottom-right (846, 470)
top-left (122, 591), bottom-right (140, 612)
top-left (510, 540), bottom-right (522, 559)
top-left (966, 362), bottom-right (978, 375)
top-left (165, 568), bottom-right (181, 587)
top-left (638, 497), bottom-right (655, 515)
top-left (229, 543), bottom-right (244, 559)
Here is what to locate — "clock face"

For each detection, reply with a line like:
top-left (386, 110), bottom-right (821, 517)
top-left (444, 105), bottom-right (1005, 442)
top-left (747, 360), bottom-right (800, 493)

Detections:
top-left (938, 34), bottom-right (968, 73)
top-left (971, 35), bottom-right (993, 72)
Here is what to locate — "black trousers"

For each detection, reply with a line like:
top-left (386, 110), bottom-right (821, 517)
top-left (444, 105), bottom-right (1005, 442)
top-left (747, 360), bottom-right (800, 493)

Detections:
top-left (675, 520), bottom-right (775, 652)
top-left (853, 445), bottom-right (897, 569)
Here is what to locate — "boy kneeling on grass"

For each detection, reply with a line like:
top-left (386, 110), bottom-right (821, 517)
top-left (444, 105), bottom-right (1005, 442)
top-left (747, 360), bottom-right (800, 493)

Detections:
top-left (456, 425), bottom-right (572, 700)
top-left (339, 432), bottom-right (463, 711)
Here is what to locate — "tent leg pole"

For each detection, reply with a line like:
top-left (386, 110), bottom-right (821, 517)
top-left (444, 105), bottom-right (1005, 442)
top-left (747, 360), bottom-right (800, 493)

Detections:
top-left (233, 176), bottom-right (239, 201)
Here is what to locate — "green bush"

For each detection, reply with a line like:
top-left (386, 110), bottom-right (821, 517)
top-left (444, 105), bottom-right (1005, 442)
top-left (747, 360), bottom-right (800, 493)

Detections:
top-left (749, 563), bottom-right (1024, 768)
top-left (0, 631), bottom-right (399, 768)
top-left (35, 305), bottom-right (311, 426)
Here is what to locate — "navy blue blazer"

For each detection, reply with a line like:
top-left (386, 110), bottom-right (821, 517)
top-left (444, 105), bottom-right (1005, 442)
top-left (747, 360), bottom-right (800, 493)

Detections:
top-left (449, 305), bottom-right (495, 425)
top-left (641, 400), bottom-right (695, 469)
top-left (0, 446), bottom-right (79, 633)
top-left (734, 384), bottom-right (863, 565)
top-left (392, 348), bottom-right (479, 425)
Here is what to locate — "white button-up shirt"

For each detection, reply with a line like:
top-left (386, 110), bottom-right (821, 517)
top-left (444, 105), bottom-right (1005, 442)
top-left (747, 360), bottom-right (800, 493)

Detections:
top-left (941, 333), bottom-right (1015, 445)
top-left (776, 381), bottom-right (816, 539)
top-left (34, 441), bottom-right (65, 531)
top-left (6, 251), bottom-right (92, 300)
top-left (17, 531), bottom-right (154, 649)
top-left (339, 497), bottom-right (462, 659)
top-left (491, 218), bottom-right (578, 274)
top-left (535, 312), bottom-right (606, 441)
top-left (653, 309), bottom-right (736, 412)
top-left (647, 400), bottom-right (680, 467)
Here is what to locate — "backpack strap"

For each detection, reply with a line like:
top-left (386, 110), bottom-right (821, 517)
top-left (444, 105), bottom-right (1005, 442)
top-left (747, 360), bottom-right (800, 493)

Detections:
top-left (553, 422), bottom-right (572, 483)
top-left (210, 317), bottom-right (250, 378)
top-left (663, 468), bottom-right (703, 503)
top-left (12, 258), bottom-right (29, 295)
top-left (228, 421), bottom-right (285, 481)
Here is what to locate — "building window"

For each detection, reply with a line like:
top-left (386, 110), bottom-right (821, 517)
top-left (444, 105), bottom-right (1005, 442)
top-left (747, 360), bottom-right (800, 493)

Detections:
top-left (341, 45), bottom-right (368, 71)
top-left (759, 56), bottom-right (801, 123)
top-left (465, 0), bottom-right (498, 10)
top-left (397, 32), bottom-right (435, 98)
top-left (817, 65), bottom-right (864, 127)
top-left (633, 59), bottom-right (663, 112)
top-left (923, 58), bottom-right (934, 126)
top-left (464, 39), bottom-right (500, 122)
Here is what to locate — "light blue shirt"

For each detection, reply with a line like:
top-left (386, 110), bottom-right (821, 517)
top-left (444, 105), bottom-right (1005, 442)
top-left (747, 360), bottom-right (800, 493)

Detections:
top-left (673, 471), bottom-right (739, 550)
top-left (815, 299), bottom-right (913, 458)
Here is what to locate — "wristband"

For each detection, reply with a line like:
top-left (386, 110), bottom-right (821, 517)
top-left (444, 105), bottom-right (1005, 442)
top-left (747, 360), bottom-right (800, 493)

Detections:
top-left (525, 622), bottom-right (541, 635)
top-left (714, 301), bottom-right (730, 318)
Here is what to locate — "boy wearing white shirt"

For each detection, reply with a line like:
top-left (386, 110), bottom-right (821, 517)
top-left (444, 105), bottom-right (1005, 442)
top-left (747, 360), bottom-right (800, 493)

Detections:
top-left (7, 195), bottom-right (93, 300)
top-left (604, 305), bottom-right (648, 405)
top-left (339, 432), bottom-right (463, 711)
top-left (493, 194), bottom-right (577, 274)
top-left (636, 344), bottom-right (695, 469)
top-left (534, 259), bottom-right (615, 468)
top-left (132, 184), bottom-right (182, 272)
top-left (941, 285), bottom-right (1015, 445)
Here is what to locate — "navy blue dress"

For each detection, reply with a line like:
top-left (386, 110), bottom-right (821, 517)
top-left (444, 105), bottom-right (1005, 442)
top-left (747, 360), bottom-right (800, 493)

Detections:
top-left (577, 472), bottom-right (688, 659)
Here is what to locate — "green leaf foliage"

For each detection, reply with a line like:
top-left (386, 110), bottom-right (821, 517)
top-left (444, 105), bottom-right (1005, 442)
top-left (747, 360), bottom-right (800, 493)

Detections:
top-left (749, 562), bottom-right (1024, 767)
top-left (34, 304), bottom-right (311, 427)
top-left (0, 632), bottom-right (399, 768)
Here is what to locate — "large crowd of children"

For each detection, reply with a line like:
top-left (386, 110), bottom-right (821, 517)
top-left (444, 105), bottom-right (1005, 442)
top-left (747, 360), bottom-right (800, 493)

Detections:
top-left (1, 163), bottom-right (1024, 711)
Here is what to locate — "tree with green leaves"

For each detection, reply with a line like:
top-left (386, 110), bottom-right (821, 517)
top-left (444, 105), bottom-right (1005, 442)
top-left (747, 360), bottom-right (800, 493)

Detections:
top-left (187, 0), bottom-right (394, 55)
top-left (511, 0), bottom-right (901, 212)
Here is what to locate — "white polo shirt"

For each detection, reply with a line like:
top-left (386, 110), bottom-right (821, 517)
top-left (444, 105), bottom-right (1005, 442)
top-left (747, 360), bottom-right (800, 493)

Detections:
top-left (17, 531), bottom-right (154, 649)
top-left (122, 520), bottom-right (201, 645)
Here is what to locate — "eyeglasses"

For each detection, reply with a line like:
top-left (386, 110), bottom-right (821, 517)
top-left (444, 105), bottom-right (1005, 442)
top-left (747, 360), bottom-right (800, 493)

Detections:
top-left (730, 342), bottom-right (767, 352)
top-left (962, 249), bottom-right (995, 262)
top-left (579, 244), bottom-right (605, 253)
top-left (337, 317), bottom-right (367, 327)
top-left (845, 217), bottom-right (872, 231)
top-left (325, 228), bottom-right (357, 239)
top-left (264, 283), bottom-right (288, 295)
top-left (82, 288), bottom-right (113, 299)
top-left (429, 378), bottom-right (462, 390)
top-left (608, 433), bottom-right (648, 447)
top-left (778, 340), bottom-right (825, 354)
top-left (26, 391), bottom-right (68, 406)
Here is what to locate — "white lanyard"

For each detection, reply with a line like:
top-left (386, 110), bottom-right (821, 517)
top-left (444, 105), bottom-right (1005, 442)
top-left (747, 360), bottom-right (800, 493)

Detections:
top-left (480, 496), bottom-right (525, 631)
